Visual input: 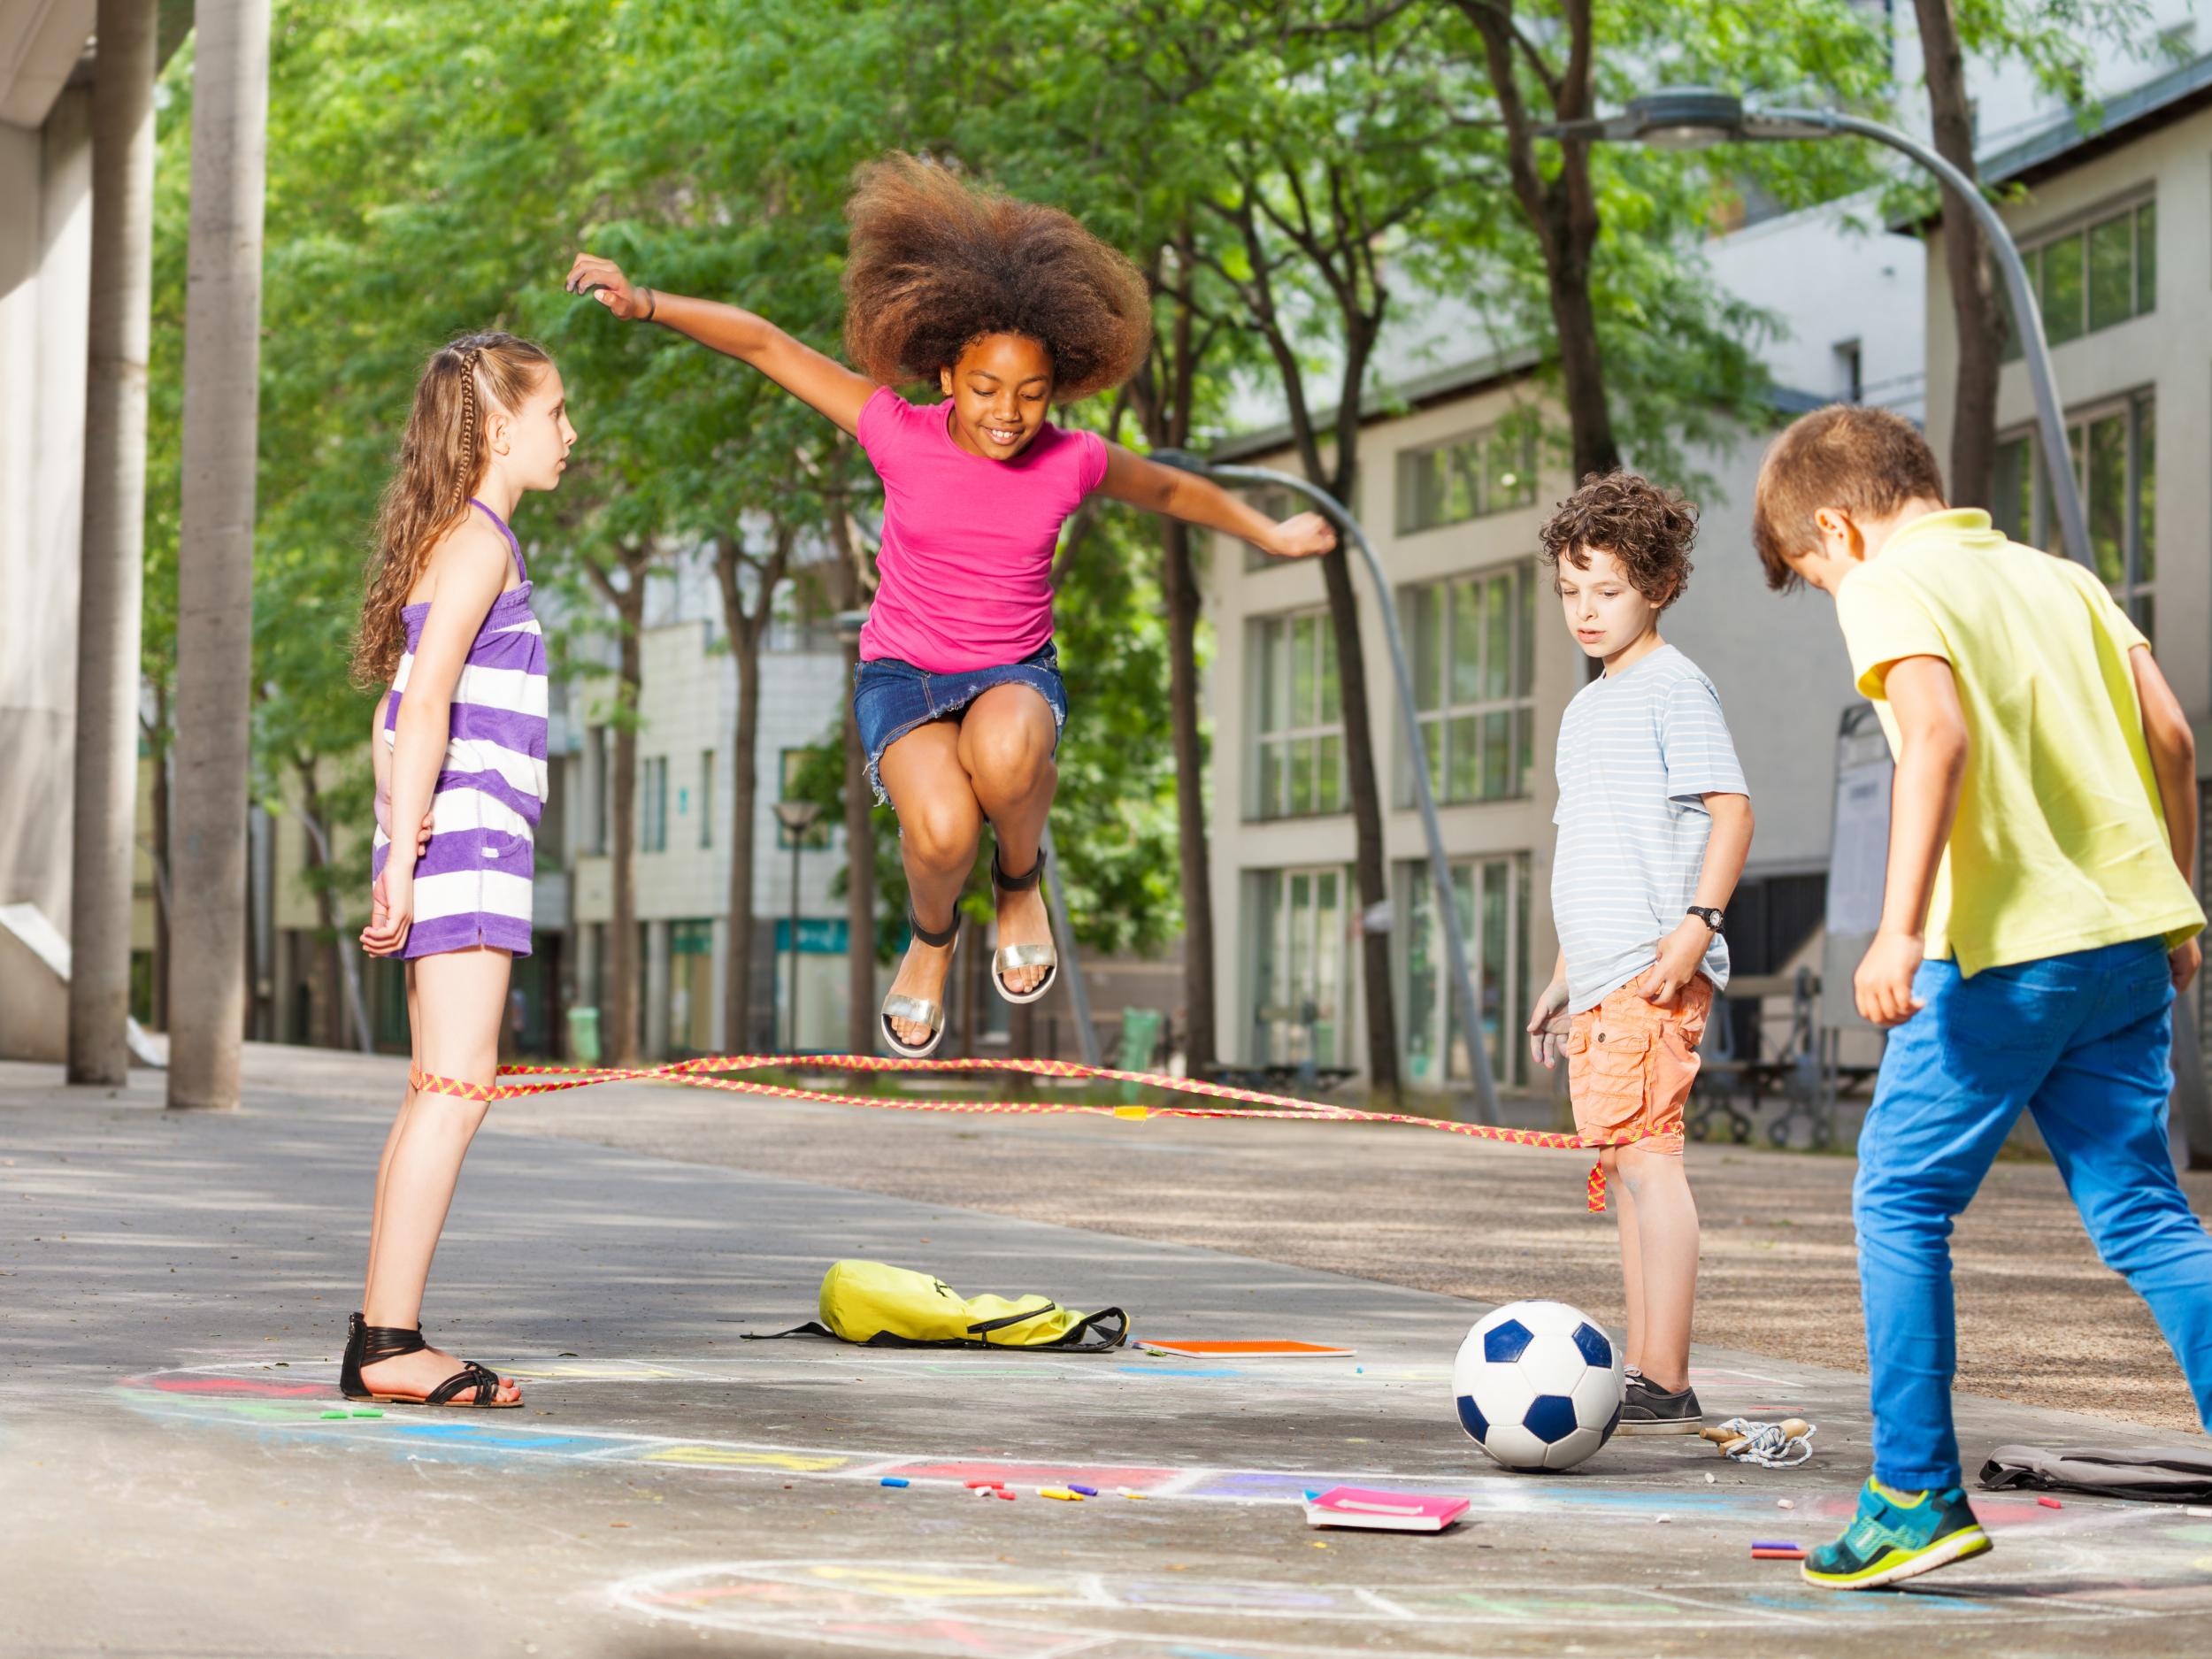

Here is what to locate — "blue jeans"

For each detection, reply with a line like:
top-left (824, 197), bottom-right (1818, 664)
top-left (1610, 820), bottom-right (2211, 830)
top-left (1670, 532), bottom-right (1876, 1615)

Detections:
top-left (1855, 937), bottom-right (2212, 1489)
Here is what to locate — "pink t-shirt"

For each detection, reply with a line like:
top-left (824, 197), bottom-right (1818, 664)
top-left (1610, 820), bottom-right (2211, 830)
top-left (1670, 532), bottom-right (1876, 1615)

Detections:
top-left (856, 385), bottom-right (1110, 673)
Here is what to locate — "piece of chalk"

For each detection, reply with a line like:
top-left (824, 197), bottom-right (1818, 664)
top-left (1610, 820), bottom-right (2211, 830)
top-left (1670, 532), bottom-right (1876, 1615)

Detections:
top-left (1069, 1484), bottom-right (1099, 1496)
top-left (1704, 1472), bottom-right (1717, 1484)
top-left (964, 1479), bottom-right (1005, 1490)
top-left (997, 1488), bottom-right (1017, 1500)
top-left (1655, 1514), bottom-right (1672, 1525)
top-left (2187, 1505), bottom-right (2212, 1517)
top-left (1040, 1487), bottom-right (1082, 1502)
top-left (880, 1477), bottom-right (910, 1488)
top-left (1751, 1540), bottom-right (1801, 1550)
top-left (1777, 1499), bottom-right (1794, 1509)
top-left (974, 1486), bottom-right (995, 1497)
top-left (319, 1410), bottom-right (348, 1419)
top-left (2037, 1495), bottom-right (2063, 1509)
top-left (1751, 1547), bottom-right (1807, 1560)
top-left (1118, 1488), bottom-right (1148, 1500)
top-left (351, 1409), bottom-right (384, 1418)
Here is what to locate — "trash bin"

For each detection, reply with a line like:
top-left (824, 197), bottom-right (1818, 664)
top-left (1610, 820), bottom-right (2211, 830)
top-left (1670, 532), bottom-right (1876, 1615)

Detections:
top-left (1118, 1008), bottom-right (1163, 1103)
top-left (566, 1005), bottom-right (602, 1066)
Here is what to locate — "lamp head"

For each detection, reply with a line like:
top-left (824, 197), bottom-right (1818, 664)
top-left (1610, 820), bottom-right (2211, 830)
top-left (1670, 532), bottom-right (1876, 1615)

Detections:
top-left (1624, 88), bottom-right (1747, 150)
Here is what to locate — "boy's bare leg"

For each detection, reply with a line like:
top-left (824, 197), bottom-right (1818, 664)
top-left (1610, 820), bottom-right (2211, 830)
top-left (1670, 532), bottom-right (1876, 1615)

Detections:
top-left (1617, 1143), bottom-right (1700, 1392)
top-left (1608, 1148), bottom-right (1647, 1372)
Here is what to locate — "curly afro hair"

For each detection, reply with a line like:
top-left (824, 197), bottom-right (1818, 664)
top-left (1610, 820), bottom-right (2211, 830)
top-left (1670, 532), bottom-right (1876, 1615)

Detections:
top-left (841, 153), bottom-right (1152, 404)
top-left (1539, 471), bottom-right (1698, 609)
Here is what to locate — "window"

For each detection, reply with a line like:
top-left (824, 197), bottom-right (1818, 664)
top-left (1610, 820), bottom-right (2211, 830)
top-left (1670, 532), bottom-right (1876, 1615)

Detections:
top-left (1397, 419), bottom-right (1537, 534)
top-left (698, 749), bottom-right (715, 849)
top-left (1991, 389), bottom-right (2155, 640)
top-left (641, 757), bottom-right (668, 853)
top-left (588, 726), bottom-right (610, 854)
top-left (1833, 339), bottom-right (1863, 403)
top-left (1402, 854), bottom-right (1532, 1091)
top-left (2004, 196), bottom-right (2154, 358)
top-left (1401, 562), bottom-right (1537, 806)
top-left (1249, 610), bottom-right (1345, 819)
top-left (1251, 866), bottom-right (1348, 1070)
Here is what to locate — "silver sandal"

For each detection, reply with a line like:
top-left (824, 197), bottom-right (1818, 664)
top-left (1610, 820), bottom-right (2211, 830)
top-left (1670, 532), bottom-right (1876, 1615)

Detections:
top-left (882, 907), bottom-right (959, 1059)
top-left (991, 849), bottom-right (1059, 1007)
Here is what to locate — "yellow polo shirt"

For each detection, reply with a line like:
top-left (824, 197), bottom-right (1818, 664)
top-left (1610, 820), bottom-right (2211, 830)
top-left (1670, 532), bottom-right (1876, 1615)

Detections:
top-left (1833, 509), bottom-right (2202, 973)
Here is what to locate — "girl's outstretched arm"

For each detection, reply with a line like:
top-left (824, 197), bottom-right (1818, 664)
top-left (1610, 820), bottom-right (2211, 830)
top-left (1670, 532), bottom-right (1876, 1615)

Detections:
top-left (1095, 445), bottom-right (1337, 559)
top-left (565, 252), bottom-right (876, 435)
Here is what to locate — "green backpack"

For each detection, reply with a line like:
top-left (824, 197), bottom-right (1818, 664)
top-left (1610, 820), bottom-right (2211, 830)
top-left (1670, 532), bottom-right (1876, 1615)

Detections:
top-left (748, 1260), bottom-right (1129, 1352)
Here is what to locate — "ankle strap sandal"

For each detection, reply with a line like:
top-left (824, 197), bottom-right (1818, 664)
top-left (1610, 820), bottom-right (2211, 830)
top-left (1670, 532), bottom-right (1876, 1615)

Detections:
top-left (991, 849), bottom-right (1060, 1007)
top-left (341, 1316), bottom-right (519, 1409)
top-left (882, 907), bottom-right (959, 1060)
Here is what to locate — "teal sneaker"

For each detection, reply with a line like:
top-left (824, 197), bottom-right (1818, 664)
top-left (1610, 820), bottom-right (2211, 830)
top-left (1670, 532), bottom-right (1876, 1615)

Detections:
top-left (1801, 1479), bottom-right (1992, 1590)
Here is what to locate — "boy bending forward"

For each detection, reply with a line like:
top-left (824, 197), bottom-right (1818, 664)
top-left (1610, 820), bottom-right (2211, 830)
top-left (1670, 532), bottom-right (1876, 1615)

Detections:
top-left (1755, 404), bottom-right (2212, 1589)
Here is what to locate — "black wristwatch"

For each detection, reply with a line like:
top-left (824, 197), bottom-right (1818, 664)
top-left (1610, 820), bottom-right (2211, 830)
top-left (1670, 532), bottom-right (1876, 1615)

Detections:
top-left (1687, 905), bottom-right (1725, 936)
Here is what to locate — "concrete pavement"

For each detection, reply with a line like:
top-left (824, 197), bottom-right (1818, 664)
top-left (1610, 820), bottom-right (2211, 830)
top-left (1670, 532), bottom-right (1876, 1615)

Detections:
top-left (4, 1047), bottom-right (2210, 1658)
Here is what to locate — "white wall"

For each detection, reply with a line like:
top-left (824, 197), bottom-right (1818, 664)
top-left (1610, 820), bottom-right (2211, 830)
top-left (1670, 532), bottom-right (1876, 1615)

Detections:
top-left (0, 82), bottom-right (90, 932)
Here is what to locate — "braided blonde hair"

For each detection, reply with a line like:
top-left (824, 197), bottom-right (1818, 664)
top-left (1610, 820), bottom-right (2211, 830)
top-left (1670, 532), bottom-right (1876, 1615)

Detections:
top-left (351, 332), bottom-right (553, 687)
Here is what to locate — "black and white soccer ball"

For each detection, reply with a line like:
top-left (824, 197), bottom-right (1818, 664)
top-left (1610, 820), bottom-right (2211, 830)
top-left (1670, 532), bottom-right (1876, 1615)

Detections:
top-left (1452, 1299), bottom-right (1625, 1471)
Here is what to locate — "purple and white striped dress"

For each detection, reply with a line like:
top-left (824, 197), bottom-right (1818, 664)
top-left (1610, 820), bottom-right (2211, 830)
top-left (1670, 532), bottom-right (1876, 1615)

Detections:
top-left (372, 497), bottom-right (549, 958)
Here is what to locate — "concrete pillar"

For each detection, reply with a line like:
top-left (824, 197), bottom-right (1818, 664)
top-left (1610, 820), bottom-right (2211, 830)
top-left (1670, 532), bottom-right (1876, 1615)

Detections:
top-left (67, 0), bottom-right (158, 1086)
top-left (167, 0), bottom-right (269, 1111)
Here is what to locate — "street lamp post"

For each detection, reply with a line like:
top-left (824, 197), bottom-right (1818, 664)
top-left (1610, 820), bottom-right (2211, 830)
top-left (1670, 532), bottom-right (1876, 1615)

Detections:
top-left (1538, 88), bottom-right (2092, 565)
top-left (772, 799), bottom-right (825, 1054)
top-left (1152, 451), bottom-right (1501, 1121)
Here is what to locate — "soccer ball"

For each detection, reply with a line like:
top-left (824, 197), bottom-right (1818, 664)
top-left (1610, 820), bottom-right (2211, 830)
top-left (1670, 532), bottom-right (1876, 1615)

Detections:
top-left (1452, 1299), bottom-right (1625, 1471)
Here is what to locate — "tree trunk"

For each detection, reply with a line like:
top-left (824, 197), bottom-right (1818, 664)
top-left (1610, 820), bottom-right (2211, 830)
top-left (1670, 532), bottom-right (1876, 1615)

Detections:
top-left (842, 636), bottom-right (875, 1056)
top-left (606, 603), bottom-right (642, 1066)
top-left (1133, 242), bottom-right (1218, 1075)
top-left (68, 0), bottom-right (158, 1085)
top-left (715, 529), bottom-right (795, 1055)
top-left (167, 0), bottom-right (270, 1111)
top-left (1915, 0), bottom-right (2002, 508)
top-left (1159, 518), bottom-right (1216, 1071)
top-left (149, 687), bottom-right (170, 1030)
top-left (726, 620), bottom-right (762, 1052)
top-left (1460, 0), bottom-right (1619, 483)
top-left (295, 761), bottom-right (370, 1053)
top-left (1313, 523), bottom-right (1401, 1100)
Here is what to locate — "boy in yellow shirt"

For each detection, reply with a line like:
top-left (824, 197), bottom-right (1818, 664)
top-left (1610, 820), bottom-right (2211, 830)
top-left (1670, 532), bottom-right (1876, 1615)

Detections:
top-left (1753, 404), bottom-right (2211, 1590)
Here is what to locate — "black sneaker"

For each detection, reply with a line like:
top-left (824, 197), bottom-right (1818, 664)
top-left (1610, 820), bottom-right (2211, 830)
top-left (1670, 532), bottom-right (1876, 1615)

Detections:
top-left (1617, 1375), bottom-right (1703, 1435)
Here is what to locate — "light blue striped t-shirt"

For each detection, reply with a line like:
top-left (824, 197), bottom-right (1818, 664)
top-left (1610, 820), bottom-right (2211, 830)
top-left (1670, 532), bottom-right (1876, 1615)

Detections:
top-left (1552, 644), bottom-right (1747, 1013)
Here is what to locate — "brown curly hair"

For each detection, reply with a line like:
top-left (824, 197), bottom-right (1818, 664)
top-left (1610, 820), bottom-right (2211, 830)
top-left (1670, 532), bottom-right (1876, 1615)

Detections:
top-left (1539, 471), bottom-right (1698, 609)
top-left (350, 332), bottom-right (553, 688)
top-left (841, 153), bottom-right (1151, 403)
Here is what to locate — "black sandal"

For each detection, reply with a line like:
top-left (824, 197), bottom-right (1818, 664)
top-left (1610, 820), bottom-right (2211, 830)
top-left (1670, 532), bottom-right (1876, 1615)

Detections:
top-left (341, 1310), bottom-right (519, 1409)
top-left (990, 849), bottom-right (1059, 1006)
top-left (881, 908), bottom-right (959, 1059)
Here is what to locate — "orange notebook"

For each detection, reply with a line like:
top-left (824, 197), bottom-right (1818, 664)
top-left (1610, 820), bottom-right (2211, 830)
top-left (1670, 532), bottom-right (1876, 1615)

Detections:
top-left (1135, 1340), bottom-right (1356, 1359)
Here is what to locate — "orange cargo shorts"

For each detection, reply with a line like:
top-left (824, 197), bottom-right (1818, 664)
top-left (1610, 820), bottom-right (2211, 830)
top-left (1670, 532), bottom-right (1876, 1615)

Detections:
top-left (1565, 976), bottom-right (1713, 1156)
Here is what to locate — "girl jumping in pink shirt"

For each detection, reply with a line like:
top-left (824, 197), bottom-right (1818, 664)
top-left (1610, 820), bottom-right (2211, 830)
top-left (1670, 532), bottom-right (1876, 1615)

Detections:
top-left (568, 155), bottom-right (1332, 1056)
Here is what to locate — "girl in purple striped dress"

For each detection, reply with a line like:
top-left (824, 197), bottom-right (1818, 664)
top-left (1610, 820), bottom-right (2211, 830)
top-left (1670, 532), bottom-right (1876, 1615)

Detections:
top-left (345, 332), bottom-right (574, 1409)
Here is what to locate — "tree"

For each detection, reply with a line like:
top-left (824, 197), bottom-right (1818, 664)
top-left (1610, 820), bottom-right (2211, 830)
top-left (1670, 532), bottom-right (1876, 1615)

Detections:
top-left (168, 0), bottom-right (271, 1110)
top-left (1907, 0), bottom-right (2161, 509)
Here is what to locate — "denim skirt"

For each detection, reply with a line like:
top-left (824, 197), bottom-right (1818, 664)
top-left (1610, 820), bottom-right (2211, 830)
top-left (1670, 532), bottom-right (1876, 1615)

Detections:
top-left (852, 640), bottom-right (1068, 806)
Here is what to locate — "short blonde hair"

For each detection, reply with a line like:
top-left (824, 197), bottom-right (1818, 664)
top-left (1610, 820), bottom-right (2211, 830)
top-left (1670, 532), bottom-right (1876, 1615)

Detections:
top-left (1752, 404), bottom-right (1946, 591)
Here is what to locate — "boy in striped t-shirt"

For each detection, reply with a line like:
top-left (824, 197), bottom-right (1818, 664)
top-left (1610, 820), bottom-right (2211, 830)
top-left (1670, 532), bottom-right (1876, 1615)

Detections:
top-left (1525, 472), bottom-right (1755, 1434)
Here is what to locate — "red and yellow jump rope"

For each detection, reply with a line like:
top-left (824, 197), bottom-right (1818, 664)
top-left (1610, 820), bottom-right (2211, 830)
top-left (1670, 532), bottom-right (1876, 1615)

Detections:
top-left (408, 1053), bottom-right (1644, 1212)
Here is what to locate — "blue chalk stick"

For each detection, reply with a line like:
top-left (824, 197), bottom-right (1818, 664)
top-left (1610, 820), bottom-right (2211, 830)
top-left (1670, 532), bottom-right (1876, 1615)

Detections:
top-left (880, 1477), bottom-right (910, 1488)
top-left (1069, 1483), bottom-right (1099, 1496)
top-left (1750, 1540), bottom-right (1800, 1549)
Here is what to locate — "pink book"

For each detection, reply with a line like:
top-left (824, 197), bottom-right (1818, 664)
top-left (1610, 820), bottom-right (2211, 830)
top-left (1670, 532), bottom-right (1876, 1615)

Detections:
top-left (1302, 1486), bottom-right (1471, 1532)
